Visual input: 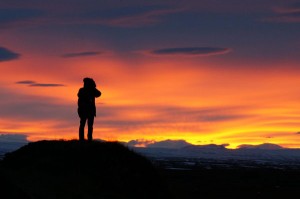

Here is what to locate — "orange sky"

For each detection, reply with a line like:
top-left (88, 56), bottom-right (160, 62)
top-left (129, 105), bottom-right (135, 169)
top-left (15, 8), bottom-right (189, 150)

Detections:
top-left (1, 53), bottom-right (300, 148)
top-left (0, 0), bottom-right (300, 148)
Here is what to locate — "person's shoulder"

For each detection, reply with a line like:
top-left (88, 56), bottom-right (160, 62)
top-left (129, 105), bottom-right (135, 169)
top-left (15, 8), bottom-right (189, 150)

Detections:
top-left (78, 87), bottom-right (85, 95)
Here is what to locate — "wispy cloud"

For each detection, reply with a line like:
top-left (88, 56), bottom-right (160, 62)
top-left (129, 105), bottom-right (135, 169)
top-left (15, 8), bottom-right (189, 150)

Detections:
top-left (0, 89), bottom-right (73, 121)
top-left (0, 47), bottom-right (20, 62)
top-left (145, 47), bottom-right (231, 57)
top-left (273, 3), bottom-right (300, 14)
top-left (101, 7), bottom-right (185, 27)
top-left (95, 104), bottom-right (254, 134)
top-left (61, 51), bottom-right (103, 58)
top-left (16, 80), bottom-right (64, 87)
top-left (266, 3), bottom-right (300, 23)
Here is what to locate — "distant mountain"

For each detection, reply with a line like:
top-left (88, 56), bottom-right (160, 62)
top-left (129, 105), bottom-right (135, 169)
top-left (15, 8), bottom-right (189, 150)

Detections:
top-left (237, 143), bottom-right (283, 150)
top-left (183, 144), bottom-right (228, 151)
top-left (147, 139), bottom-right (192, 149)
top-left (0, 134), bottom-right (28, 157)
top-left (0, 140), bottom-right (170, 199)
top-left (132, 142), bottom-right (300, 164)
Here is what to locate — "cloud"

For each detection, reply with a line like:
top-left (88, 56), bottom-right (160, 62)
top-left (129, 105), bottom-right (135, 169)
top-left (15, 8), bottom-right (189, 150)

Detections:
top-left (61, 51), bottom-right (103, 58)
top-left (0, 47), bottom-right (20, 62)
top-left (29, 83), bottom-right (64, 87)
top-left (16, 80), bottom-right (64, 87)
top-left (97, 104), bottom-right (252, 129)
top-left (146, 47), bottom-right (231, 57)
top-left (0, 89), bottom-right (74, 122)
top-left (100, 7), bottom-right (185, 27)
top-left (273, 3), bottom-right (300, 14)
top-left (94, 104), bottom-right (254, 135)
top-left (266, 3), bottom-right (300, 23)
top-left (16, 80), bottom-right (36, 84)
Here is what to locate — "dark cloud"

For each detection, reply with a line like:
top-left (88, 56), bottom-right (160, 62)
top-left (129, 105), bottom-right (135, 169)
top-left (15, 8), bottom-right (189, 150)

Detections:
top-left (0, 47), bottom-right (20, 62)
top-left (147, 47), bottom-right (231, 56)
top-left (61, 51), bottom-right (103, 58)
top-left (16, 80), bottom-right (36, 84)
top-left (297, 132), bottom-right (300, 134)
top-left (29, 83), bottom-right (65, 87)
top-left (16, 80), bottom-right (64, 87)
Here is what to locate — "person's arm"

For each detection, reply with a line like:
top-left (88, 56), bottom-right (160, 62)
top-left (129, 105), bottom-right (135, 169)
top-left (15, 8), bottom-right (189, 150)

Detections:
top-left (94, 88), bottom-right (101, 98)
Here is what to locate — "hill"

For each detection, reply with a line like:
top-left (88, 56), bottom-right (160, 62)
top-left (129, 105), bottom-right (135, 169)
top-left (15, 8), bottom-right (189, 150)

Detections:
top-left (0, 140), bottom-right (170, 199)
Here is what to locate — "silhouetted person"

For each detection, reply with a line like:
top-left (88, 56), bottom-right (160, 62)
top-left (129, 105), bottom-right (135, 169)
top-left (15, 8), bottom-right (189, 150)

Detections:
top-left (78, 77), bottom-right (101, 141)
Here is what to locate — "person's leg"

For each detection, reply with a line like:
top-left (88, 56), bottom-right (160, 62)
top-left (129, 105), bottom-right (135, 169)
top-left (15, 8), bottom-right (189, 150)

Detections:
top-left (79, 117), bottom-right (87, 141)
top-left (87, 116), bottom-right (94, 141)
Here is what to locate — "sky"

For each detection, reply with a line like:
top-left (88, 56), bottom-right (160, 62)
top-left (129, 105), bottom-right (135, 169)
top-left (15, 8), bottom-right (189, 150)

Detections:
top-left (1, 0), bottom-right (300, 148)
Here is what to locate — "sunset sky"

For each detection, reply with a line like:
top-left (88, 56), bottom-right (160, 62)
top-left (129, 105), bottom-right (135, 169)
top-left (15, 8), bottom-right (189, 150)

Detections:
top-left (1, 0), bottom-right (300, 148)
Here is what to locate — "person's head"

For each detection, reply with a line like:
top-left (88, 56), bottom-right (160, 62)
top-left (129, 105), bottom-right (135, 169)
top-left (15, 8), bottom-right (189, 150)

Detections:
top-left (83, 77), bottom-right (96, 88)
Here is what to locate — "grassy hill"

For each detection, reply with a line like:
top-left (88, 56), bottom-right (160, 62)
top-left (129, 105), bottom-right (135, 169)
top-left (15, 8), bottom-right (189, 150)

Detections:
top-left (0, 140), bottom-right (170, 199)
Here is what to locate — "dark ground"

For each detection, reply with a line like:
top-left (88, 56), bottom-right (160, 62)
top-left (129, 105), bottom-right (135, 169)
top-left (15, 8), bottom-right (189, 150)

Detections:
top-left (1, 141), bottom-right (300, 199)
top-left (159, 168), bottom-right (300, 199)
top-left (0, 140), bottom-right (169, 199)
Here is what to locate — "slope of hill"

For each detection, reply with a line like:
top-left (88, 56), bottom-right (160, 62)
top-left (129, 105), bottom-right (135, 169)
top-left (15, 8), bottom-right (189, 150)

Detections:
top-left (0, 140), bottom-right (169, 199)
